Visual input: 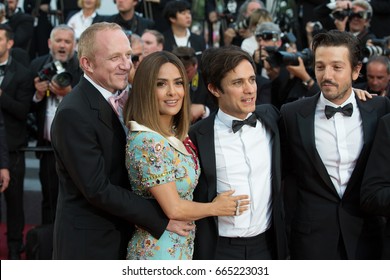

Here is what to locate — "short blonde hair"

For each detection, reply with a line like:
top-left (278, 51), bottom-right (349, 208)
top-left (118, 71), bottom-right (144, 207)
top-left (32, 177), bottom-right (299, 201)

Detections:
top-left (78, 22), bottom-right (122, 66)
top-left (124, 51), bottom-right (190, 141)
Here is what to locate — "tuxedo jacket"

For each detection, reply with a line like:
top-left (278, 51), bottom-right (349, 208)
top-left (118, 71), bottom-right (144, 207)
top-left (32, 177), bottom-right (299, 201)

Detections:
top-left (188, 105), bottom-right (288, 260)
top-left (0, 105), bottom-right (8, 169)
top-left (7, 10), bottom-right (34, 51)
top-left (361, 113), bottom-right (390, 259)
top-left (51, 77), bottom-right (168, 259)
top-left (163, 28), bottom-right (206, 60)
top-left (280, 93), bottom-right (390, 259)
top-left (0, 56), bottom-right (34, 152)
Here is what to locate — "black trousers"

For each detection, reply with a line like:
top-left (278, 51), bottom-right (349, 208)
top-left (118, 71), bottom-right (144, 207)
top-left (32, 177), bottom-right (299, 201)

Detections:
top-left (215, 229), bottom-right (275, 260)
top-left (3, 152), bottom-right (25, 251)
top-left (39, 151), bottom-right (58, 224)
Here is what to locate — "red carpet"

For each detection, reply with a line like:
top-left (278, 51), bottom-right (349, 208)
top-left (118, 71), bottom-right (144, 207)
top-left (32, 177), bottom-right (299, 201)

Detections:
top-left (0, 223), bottom-right (36, 260)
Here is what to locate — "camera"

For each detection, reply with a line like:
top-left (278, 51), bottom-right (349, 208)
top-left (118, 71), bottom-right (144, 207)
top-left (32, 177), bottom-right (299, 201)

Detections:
top-left (266, 47), bottom-right (313, 67)
top-left (363, 38), bottom-right (390, 58)
top-left (330, 9), bottom-right (352, 21)
top-left (231, 17), bottom-right (250, 32)
top-left (38, 61), bottom-right (73, 88)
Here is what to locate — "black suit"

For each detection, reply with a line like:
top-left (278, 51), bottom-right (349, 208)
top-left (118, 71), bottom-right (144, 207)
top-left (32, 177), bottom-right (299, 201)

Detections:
top-left (0, 104), bottom-right (8, 169)
top-left (361, 113), bottom-right (390, 259)
top-left (7, 8), bottom-right (34, 52)
top-left (163, 28), bottom-right (206, 62)
top-left (280, 93), bottom-right (390, 259)
top-left (188, 105), bottom-right (288, 260)
top-left (30, 53), bottom-right (83, 224)
top-left (0, 56), bottom-right (34, 254)
top-left (97, 13), bottom-right (155, 36)
top-left (51, 77), bottom-right (168, 259)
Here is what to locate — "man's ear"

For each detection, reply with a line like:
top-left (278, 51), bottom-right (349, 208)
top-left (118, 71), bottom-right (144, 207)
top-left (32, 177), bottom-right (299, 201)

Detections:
top-left (208, 84), bottom-right (221, 98)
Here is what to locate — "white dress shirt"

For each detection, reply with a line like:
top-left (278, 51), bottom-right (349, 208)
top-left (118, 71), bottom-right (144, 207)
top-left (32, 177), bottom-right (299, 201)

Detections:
top-left (214, 109), bottom-right (272, 238)
top-left (315, 91), bottom-right (363, 197)
top-left (67, 10), bottom-right (97, 40)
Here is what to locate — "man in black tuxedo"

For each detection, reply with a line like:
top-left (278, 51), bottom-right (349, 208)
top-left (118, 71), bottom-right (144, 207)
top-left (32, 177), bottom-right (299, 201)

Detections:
top-left (30, 24), bottom-right (83, 225)
top-left (0, 24), bottom-right (34, 259)
top-left (4, 0), bottom-right (34, 52)
top-left (280, 30), bottom-right (390, 259)
top-left (0, 105), bottom-right (10, 192)
top-left (361, 113), bottom-right (390, 259)
top-left (189, 45), bottom-right (288, 260)
top-left (50, 22), bottom-right (192, 259)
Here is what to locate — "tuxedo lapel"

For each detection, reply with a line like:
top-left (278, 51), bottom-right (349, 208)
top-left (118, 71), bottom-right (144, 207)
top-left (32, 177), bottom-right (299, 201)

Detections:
top-left (1, 62), bottom-right (15, 90)
top-left (195, 114), bottom-right (218, 202)
top-left (80, 78), bottom-right (125, 140)
top-left (297, 95), bottom-right (336, 192)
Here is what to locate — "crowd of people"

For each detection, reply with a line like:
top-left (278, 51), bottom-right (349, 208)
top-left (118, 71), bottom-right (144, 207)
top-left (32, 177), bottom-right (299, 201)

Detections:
top-left (0, 0), bottom-right (390, 260)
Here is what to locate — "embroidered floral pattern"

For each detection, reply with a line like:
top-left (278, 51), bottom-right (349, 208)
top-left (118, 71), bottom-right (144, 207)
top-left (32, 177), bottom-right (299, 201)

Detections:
top-left (125, 131), bottom-right (200, 260)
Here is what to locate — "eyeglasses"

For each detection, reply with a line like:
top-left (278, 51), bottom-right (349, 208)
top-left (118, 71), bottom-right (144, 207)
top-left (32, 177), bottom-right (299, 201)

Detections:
top-left (255, 31), bottom-right (279, 41)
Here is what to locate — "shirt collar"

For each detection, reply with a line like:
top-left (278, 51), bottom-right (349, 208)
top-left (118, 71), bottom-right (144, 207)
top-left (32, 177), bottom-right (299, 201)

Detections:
top-left (217, 109), bottom-right (254, 129)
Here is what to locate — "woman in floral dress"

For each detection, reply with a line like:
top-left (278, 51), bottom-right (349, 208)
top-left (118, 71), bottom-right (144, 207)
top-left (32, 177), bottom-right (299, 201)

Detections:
top-left (123, 51), bottom-right (249, 260)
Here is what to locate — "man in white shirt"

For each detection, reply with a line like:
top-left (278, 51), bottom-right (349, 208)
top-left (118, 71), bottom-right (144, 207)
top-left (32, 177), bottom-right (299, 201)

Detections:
top-left (280, 30), bottom-right (390, 259)
top-left (189, 45), bottom-right (288, 260)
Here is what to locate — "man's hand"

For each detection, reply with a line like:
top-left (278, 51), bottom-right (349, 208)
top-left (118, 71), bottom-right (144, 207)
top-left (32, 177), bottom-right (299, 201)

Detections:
top-left (190, 104), bottom-right (205, 123)
top-left (34, 76), bottom-right (50, 100)
top-left (354, 88), bottom-right (373, 101)
top-left (166, 219), bottom-right (196, 236)
top-left (0, 168), bottom-right (10, 192)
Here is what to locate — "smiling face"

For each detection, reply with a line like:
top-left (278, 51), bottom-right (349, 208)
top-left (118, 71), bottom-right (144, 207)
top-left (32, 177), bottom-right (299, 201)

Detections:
top-left (84, 28), bottom-right (132, 93)
top-left (210, 59), bottom-right (257, 119)
top-left (156, 62), bottom-right (185, 129)
top-left (315, 46), bottom-right (361, 104)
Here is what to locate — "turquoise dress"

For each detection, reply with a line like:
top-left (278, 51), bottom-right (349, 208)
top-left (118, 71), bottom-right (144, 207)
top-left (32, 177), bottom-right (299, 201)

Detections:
top-left (125, 122), bottom-right (200, 260)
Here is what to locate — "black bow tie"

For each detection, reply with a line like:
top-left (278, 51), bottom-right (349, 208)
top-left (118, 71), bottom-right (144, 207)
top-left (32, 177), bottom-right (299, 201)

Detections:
top-left (232, 114), bottom-right (257, 133)
top-left (324, 103), bottom-right (353, 119)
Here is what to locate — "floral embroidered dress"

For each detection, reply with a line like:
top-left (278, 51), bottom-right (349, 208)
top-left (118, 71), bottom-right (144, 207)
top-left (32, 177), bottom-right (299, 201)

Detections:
top-left (126, 121), bottom-right (200, 260)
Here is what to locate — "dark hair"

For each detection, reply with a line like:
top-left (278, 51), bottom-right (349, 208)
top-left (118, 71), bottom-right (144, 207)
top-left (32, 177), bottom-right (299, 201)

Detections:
top-left (163, 0), bottom-right (191, 22)
top-left (0, 24), bottom-right (14, 41)
top-left (171, 46), bottom-right (197, 68)
top-left (311, 30), bottom-right (362, 69)
top-left (200, 45), bottom-right (256, 92)
top-left (367, 55), bottom-right (390, 74)
top-left (123, 51), bottom-right (190, 141)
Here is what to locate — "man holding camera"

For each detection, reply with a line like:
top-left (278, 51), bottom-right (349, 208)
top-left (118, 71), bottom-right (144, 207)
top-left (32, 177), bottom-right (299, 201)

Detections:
top-left (0, 24), bottom-right (34, 259)
top-left (30, 24), bottom-right (83, 225)
top-left (254, 22), bottom-right (318, 109)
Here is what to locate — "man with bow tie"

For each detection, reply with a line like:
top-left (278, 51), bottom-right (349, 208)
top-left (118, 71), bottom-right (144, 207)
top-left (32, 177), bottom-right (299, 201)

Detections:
top-left (188, 45), bottom-right (288, 260)
top-left (280, 30), bottom-right (390, 259)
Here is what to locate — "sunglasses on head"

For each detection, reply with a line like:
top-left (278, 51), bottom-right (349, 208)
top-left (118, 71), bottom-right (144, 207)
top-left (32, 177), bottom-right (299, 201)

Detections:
top-left (256, 31), bottom-right (279, 41)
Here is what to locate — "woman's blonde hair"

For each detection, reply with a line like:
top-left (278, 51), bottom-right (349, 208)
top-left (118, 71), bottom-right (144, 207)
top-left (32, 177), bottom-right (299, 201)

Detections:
top-left (78, 0), bottom-right (101, 9)
top-left (124, 51), bottom-right (190, 141)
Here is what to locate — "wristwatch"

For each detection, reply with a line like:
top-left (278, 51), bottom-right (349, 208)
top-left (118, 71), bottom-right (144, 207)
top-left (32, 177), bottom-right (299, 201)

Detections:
top-left (302, 77), bottom-right (313, 88)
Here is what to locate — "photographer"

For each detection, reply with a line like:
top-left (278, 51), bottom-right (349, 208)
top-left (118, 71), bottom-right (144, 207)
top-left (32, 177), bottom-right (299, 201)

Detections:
top-left (254, 22), bottom-right (318, 109)
top-left (355, 55), bottom-right (390, 97)
top-left (30, 24), bottom-right (82, 225)
top-left (223, 0), bottom-right (263, 46)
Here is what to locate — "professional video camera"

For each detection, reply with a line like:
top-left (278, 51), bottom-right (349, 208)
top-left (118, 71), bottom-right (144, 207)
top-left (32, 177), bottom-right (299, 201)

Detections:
top-left (265, 46), bottom-right (313, 67)
top-left (363, 39), bottom-right (390, 58)
top-left (38, 61), bottom-right (73, 88)
top-left (330, 8), bottom-right (352, 21)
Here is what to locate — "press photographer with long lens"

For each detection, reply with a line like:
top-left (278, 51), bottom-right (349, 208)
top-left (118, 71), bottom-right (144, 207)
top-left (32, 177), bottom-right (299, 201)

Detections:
top-left (254, 22), bottom-right (318, 109)
top-left (30, 24), bottom-right (83, 225)
top-left (223, 0), bottom-right (263, 47)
